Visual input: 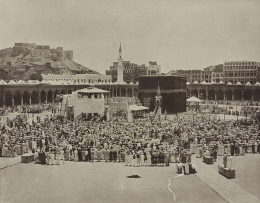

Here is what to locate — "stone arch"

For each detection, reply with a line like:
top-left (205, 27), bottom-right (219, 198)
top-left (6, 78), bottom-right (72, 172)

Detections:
top-left (127, 88), bottom-right (132, 97)
top-left (253, 89), bottom-right (260, 101)
top-left (61, 89), bottom-right (66, 95)
top-left (47, 90), bottom-right (53, 103)
top-left (186, 89), bottom-right (191, 98)
top-left (244, 89), bottom-right (252, 101)
top-left (41, 90), bottom-right (47, 104)
top-left (31, 91), bottom-right (38, 104)
top-left (14, 90), bottom-right (21, 106)
top-left (5, 91), bottom-right (12, 107)
top-left (54, 90), bottom-right (59, 98)
top-left (208, 89), bottom-right (215, 100)
top-left (121, 88), bottom-right (126, 97)
top-left (134, 88), bottom-right (138, 97)
top-left (0, 92), bottom-right (3, 107)
top-left (117, 88), bottom-right (120, 97)
top-left (234, 89), bottom-right (241, 100)
top-left (191, 89), bottom-right (198, 97)
top-left (199, 89), bottom-right (206, 100)
top-left (226, 89), bottom-right (232, 100)
top-left (23, 91), bottom-right (30, 105)
top-left (68, 89), bottom-right (72, 94)
top-left (216, 89), bottom-right (224, 100)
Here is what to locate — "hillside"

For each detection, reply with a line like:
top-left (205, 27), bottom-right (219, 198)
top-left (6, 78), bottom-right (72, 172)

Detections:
top-left (0, 47), bottom-right (99, 74)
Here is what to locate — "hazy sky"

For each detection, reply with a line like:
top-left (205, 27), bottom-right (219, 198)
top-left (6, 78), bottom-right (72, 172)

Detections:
top-left (1, 0), bottom-right (260, 74)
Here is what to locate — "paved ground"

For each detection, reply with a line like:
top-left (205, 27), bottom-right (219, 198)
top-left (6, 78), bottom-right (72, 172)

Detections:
top-left (0, 161), bottom-right (227, 203)
top-left (206, 154), bottom-right (260, 200)
top-left (192, 156), bottom-right (260, 203)
top-left (0, 156), bottom-right (21, 170)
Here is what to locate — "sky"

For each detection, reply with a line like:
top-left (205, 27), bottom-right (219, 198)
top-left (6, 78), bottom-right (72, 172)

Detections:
top-left (0, 0), bottom-right (260, 74)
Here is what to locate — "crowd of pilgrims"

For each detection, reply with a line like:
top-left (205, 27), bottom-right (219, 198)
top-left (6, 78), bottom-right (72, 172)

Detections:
top-left (0, 103), bottom-right (59, 116)
top-left (202, 100), bottom-right (259, 106)
top-left (0, 109), bottom-right (260, 167)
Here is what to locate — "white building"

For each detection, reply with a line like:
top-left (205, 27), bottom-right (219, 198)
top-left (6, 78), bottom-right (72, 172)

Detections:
top-left (147, 61), bottom-right (161, 75)
top-left (61, 86), bottom-right (109, 118)
top-left (42, 73), bottom-right (111, 84)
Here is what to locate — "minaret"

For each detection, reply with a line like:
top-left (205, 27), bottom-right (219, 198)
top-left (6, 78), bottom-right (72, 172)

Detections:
top-left (117, 43), bottom-right (124, 84)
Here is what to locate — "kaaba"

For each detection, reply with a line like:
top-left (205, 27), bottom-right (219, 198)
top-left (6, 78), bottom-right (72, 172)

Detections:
top-left (138, 76), bottom-right (186, 113)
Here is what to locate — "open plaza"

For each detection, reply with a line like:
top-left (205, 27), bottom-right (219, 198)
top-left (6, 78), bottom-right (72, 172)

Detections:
top-left (0, 96), bottom-right (260, 203)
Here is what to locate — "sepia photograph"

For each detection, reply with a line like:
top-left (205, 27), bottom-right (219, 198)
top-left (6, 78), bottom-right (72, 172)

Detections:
top-left (0, 0), bottom-right (260, 203)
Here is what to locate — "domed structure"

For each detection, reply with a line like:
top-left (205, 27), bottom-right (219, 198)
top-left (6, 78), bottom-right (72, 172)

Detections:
top-left (0, 79), bottom-right (7, 84)
top-left (227, 82), bottom-right (232, 85)
top-left (245, 82), bottom-right (251, 86)
top-left (8, 80), bottom-right (17, 84)
top-left (193, 81), bottom-right (198, 84)
top-left (236, 81), bottom-right (242, 85)
top-left (186, 82), bottom-right (190, 85)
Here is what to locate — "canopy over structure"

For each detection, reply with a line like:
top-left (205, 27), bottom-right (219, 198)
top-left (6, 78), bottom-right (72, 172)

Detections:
top-left (76, 87), bottom-right (109, 94)
top-left (129, 104), bottom-right (149, 111)
top-left (186, 96), bottom-right (202, 102)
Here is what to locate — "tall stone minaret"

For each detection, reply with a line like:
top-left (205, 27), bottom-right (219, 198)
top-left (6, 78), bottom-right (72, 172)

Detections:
top-left (117, 43), bottom-right (124, 84)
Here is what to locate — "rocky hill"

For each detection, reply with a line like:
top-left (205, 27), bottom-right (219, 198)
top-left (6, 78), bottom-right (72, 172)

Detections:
top-left (0, 47), bottom-right (99, 74)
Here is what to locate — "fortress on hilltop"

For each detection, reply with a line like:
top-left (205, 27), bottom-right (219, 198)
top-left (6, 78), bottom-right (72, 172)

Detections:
top-left (12, 43), bottom-right (73, 62)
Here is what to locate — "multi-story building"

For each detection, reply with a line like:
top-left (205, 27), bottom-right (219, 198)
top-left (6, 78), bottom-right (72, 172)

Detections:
top-left (257, 66), bottom-right (260, 82)
top-left (170, 61), bottom-right (260, 84)
top-left (147, 61), bottom-right (161, 75)
top-left (223, 61), bottom-right (259, 84)
top-left (175, 69), bottom-right (210, 83)
top-left (106, 45), bottom-right (161, 84)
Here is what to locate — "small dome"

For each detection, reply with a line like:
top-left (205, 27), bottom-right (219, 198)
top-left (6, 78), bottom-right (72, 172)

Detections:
top-left (201, 81), bottom-right (207, 84)
top-left (8, 80), bottom-right (17, 84)
top-left (210, 81), bottom-right (215, 84)
top-left (227, 82), bottom-right (232, 85)
top-left (129, 82), bottom-right (133, 85)
top-left (219, 81), bottom-right (224, 84)
top-left (236, 81), bottom-right (242, 85)
top-left (245, 82), bottom-right (251, 86)
top-left (0, 79), bottom-right (7, 84)
top-left (136, 82), bottom-right (139, 85)
top-left (41, 80), bottom-right (48, 84)
top-left (193, 81), bottom-right (198, 84)
top-left (255, 82), bottom-right (260, 86)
